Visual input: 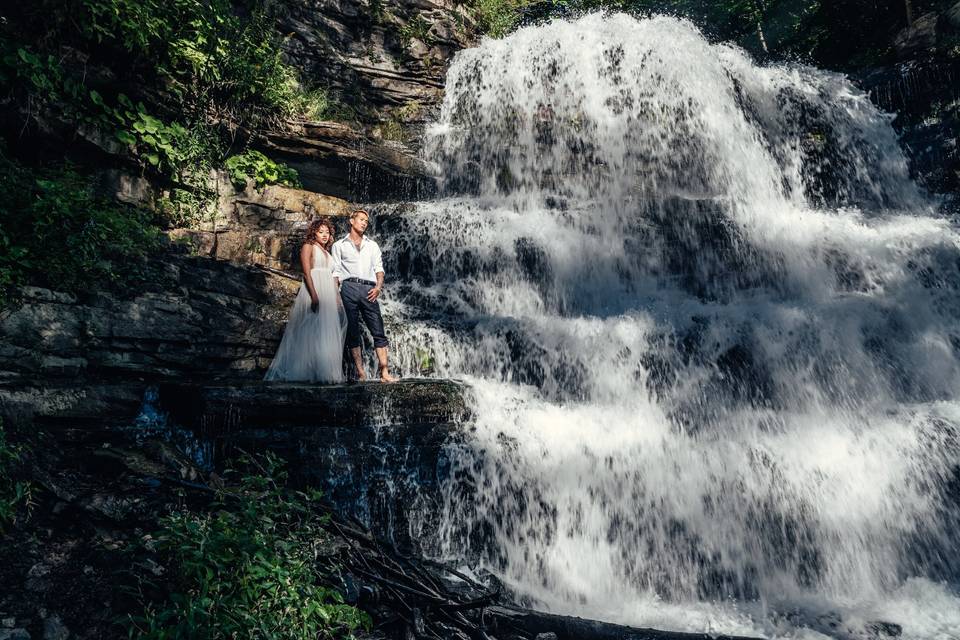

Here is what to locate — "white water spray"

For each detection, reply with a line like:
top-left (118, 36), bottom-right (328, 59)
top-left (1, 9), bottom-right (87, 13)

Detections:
top-left (379, 13), bottom-right (960, 639)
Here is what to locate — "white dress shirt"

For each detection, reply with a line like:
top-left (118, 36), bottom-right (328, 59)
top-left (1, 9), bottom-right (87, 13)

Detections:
top-left (332, 235), bottom-right (384, 283)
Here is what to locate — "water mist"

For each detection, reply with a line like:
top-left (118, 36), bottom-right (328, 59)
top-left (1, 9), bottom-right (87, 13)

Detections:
top-left (377, 13), bottom-right (960, 639)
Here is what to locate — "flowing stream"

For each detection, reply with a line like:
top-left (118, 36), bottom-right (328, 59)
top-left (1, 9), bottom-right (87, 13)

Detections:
top-left (378, 13), bottom-right (960, 639)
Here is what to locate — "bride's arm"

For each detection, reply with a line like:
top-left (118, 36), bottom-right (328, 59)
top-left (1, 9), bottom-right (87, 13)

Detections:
top-left (330, 242), bottom-right (343, 307)
top-left (301, 243), bottom-right (320, 313)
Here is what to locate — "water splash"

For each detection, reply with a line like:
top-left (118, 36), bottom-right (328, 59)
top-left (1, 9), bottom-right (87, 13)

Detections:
top-left (131, 386), bottom-right (213, 470)
top-left (378, 12), bottom-right (960, 639)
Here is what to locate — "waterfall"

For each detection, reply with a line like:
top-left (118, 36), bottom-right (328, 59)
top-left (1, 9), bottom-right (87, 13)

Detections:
top-left (379, 13), bottom-right (960, 639)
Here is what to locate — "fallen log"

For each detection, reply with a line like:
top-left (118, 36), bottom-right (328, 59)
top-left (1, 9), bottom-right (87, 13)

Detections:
top-left (485, 605), bottom-right (762, 640)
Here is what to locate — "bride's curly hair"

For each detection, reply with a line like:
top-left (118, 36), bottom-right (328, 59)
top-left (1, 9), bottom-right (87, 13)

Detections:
top-left (304, 217), bottom-right (336, 251)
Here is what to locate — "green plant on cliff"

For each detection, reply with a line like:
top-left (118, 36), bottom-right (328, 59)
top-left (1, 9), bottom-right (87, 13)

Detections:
top-left (73, 0), bottom-right (302, 126)
top-left (471, 0), bottom-right (537, 37)
top-left (398, 13), bottom-right (433, 50)
top-left (0, 147), bottom-right (162, 306)
top-left (225, 150), bottom-right (301, 190)
top-left (0, 0), bottom-right (337, 230)
top-left (0, 420), bottom-right (32, 532)
top-left (286, 87), bottom-right (356, 123)
top-left (127, 453), bottom-right (370, 639)
top-left (1, 45), bottom-right (214, 182)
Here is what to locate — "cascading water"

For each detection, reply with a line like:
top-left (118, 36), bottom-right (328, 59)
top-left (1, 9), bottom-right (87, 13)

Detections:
top-left (378, 13), bottom-right (960, 639)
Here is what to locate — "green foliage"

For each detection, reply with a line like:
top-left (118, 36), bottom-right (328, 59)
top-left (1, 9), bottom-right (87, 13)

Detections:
top-left (285, 88), bottom-right (356, 123)
top-left (378, 119), bottom-right (408, 142)
top-left (415, 347), bottom-right (435, 374)
top-left (127, 453), bottom-right (370, 639)
top-left (74, 0), bottom-right (300, 126)
top-left (595, 0), bottom-right (824, 57)
top-left (0, 148), bottom-right (162, 305)
top-left (0, 43), bottom-right (221, 226)
top-left (1, 0), bottom-right (349, 231)
top-left (225, 150), bottom-right (301, 190)
top-left (471, 0), bottom-right (537, 37)
top-left (398, 13), bottom-right (433, 49)
top-left (0, 420), bottom-right (32, 532)
top-left (75, 0), bottom-right (358, 125)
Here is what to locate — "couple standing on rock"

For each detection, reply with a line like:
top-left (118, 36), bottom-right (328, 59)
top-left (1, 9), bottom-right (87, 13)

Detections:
top-left (264, 209), bottom-right (397, 384)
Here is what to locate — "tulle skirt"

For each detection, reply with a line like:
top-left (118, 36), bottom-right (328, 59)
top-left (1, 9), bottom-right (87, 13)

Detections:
top-left (264, 268), bottom-right (347, 383)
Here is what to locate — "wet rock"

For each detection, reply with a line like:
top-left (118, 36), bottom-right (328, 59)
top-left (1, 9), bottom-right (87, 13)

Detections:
top-left (951, 1), bottom-right (960, 27)
top-left (0, 384), bottom-right (145, 430)
top-left (276, 0), bottom-right (474, 115)
top-left (486, 605), bottom-right (759, 640)
top-left (866, 621), bottom-right (903, 638)
top-left (256, 121), bottom-right (437, 200)
top-left (41, 615), bottom-right (68, 640)
top-left (158, 379), bottom-right (469, 431)
top-left (894, 12), bottom-right (941, 59)
top-left (167, 178), bottom-right (351, 272)
top-left (0, 255), bottom-right (294, 391)
top-left (156, 379), bottom-right (470, 549)
top-left (96, 169), bottom-right (157, 209)
top-left (857, 4), bottom-right (960, 201)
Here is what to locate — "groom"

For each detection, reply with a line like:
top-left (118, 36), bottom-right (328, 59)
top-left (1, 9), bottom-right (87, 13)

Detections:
top-left (332, 209), bottom-right (397, 383)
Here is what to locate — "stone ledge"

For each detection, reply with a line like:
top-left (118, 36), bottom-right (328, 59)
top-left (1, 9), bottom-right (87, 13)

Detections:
top-left (257, 121), bottom-right (437, 200)
top-left (0, 377), bottom-right (472, 550)
top-left (151, 378), bottom-right (471, 549)
top-left (0, 383), bottom-right (145, 429)
top-left (0, 379), bottom-right (469, 432)
top-left (0, 256), bottom-right (295, 383)
top-left (159, 378), bottom-right (470, 433)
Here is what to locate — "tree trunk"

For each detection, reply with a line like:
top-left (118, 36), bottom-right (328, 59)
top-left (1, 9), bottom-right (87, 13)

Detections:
top-left (756, 21), bottom-right (769, 53)
top-left (751, 1), bottom-right (770, 54)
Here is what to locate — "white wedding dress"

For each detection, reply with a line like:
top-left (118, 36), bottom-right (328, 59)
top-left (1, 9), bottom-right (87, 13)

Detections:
top-left (264, 245), bottom-right (347, 382)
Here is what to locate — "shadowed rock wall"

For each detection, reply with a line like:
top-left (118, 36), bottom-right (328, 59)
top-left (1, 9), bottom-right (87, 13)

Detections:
top-left (856, 3), bottom-right (960, 206)
top-left (277, 0), bottom-right (475, 115)
top-left (0, 256), bottom-right (294, 387)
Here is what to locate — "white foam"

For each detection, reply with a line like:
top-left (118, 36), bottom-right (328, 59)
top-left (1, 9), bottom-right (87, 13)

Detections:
top-left (380, 11), bottom-right (960, 639)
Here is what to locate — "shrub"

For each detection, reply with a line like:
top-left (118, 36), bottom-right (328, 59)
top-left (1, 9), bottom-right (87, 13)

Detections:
top-left (0, 147), bottom-right (162, 306)
top-left (0, 1), bottom-right (341, 229)
top-left (127, 453), bottom-right (370, 639)
top-left (471, 0), bottom-right (536, 37)
top-left (0, 420), bottom-right (31, 532)
top-left (285, 87), bottom-right (356, 123)
top-left (225, 150), bottom-right (301, 190)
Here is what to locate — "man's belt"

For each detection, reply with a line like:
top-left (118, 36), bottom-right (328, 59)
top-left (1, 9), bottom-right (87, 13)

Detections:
top-left (343, 277), bottom-right (376, 286)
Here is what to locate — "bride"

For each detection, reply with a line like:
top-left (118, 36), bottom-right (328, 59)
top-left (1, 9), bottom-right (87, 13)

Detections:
top-left (265, 217), bottom-right (347, 382)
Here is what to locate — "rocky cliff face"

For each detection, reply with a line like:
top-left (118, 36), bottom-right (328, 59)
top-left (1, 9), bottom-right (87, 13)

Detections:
top-left (857, 3), bottom-right (960, 208)
top-left (278, 0), bottom-right (476, 120)
top-left (168, 176), bottom-right (352, 270)
top-left (0, 257), bottom-right (294, 388)
top-left (255, 120), bottom-right (438, 198)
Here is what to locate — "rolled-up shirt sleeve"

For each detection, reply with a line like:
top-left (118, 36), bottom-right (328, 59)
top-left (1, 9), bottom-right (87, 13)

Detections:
top-left (373, 243), bottom-right (384, 275)
top-left (331, 241), bottom-right (344, 280)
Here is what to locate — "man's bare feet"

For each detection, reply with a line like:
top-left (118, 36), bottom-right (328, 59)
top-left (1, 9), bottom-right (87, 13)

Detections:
top-left (379, 368), bottom-right (398, 383)
top-left (356, 371), bottom-right (367, 382)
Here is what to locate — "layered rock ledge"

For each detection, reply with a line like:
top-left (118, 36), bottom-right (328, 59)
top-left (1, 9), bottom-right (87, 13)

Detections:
top-left (0, 377), bottom-right (472, 552)
top-left (156, 379), bottom-right (470, 546)
top-left (0, 257), bottom-right (294, 384)
top-left (256, 121), bottom-right (437, 200)
top-left (160, 378), bottom-right (468, 432)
